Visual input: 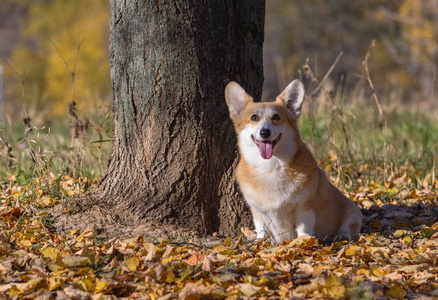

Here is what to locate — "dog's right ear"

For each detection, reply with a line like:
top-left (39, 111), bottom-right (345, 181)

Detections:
top-left (278, 79), bottom-right (305, 118)
top-left (225, 82), bottom-right (252, 120)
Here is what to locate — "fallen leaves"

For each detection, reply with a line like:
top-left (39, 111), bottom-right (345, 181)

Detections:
top-left (0, 174), bottom-right (437, 299)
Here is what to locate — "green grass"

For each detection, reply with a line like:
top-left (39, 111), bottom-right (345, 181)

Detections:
top-left (1, 82), bottom-right (437, 203)
top-left (299, 89), bottom-right (438, 193)
top-left (0, 106), bottom-right (113, 180)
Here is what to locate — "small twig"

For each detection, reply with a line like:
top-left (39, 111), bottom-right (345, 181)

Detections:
top-left (166, 242), bottom-right (209, 250)
top-left (4, 60), bottom-right (32, 97)
top-left (363, 40), bottom-right (385, 128)
top-left (49, 39), bottom-right (88, 176)
top-left (310, 51), bottom-right (343, 99)
top-left (48, 38), bottom-right (85, 103)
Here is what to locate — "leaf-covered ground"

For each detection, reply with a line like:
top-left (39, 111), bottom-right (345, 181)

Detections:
top-left (1, 174), bottom-right (437, 300)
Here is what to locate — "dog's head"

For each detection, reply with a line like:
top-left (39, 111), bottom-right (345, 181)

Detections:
top-left (225, 80), bottom-right (305, 162)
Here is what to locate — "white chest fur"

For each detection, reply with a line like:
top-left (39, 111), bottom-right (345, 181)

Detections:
top-left (238, 157), bottom-right (315, 242)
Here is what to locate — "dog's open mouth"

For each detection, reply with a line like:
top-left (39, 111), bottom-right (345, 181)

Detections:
top-left (252, 134), bottom-right (281, 160)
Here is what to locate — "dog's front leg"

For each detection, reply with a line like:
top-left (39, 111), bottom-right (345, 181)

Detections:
top-left (250, 207), bottom-right (267, 239)
top-left (295, 208), bottom-right (316, 237)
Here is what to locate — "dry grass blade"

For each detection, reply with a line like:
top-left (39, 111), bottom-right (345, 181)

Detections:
top-left (363, 40), bottom-right (385, 129)
top-left (309, 51), bottom-right (343, 99)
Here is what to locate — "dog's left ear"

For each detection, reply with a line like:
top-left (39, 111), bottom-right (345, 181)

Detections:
top-left (278, 80), bottom-right (305, 117)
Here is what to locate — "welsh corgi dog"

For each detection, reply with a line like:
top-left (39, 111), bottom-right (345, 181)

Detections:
top-left (225, 79), bottom-right (362, 243)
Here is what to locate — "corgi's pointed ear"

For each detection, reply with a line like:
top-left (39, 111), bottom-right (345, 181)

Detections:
top-left (225, 82), bottom-right (252, 119)
top-left (278, 80), bottom-right (305, 117)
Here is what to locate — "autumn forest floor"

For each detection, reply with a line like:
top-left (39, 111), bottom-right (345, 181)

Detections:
top-left (1, 94), bottom-right (438, 299)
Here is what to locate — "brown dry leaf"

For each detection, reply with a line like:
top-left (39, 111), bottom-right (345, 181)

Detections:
top-left (179, 282), bottom-right (210, 299)
top-left (186, 251), bottom-right (206, 266)
top-left (162, 245), bottom-right (174, 259)
top-left (240, 226), bottom-right (255, 237)
top-left (239, 283), bottom-right (261, 297)
top-left (298, 263), bottom-right (314, 274)
top-left (1, 171), bottom-right (437, 299)
top-left (201, 256), bottom-right (212, 272)
top-left (80, 247), bottom-right (97, 264)
top-left (144, 243), bottom-right (156, 262)
top-left (408, 189), bottom-right (418, 198)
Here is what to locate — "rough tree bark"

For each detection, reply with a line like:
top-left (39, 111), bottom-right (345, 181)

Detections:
top-left (86, 0), bottom-right (265, 236)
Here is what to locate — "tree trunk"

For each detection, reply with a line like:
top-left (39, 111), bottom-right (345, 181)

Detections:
top-left (91, 0), bottom-right (265, 236)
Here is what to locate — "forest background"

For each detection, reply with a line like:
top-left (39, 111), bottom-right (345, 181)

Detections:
top-left (1, 0), bottom-right (437, 122)
top-left (0, 1), bottom-right (437, 299)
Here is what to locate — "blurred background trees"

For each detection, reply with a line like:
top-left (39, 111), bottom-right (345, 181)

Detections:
top-left (263, 0), bottom-right (437, 104)
top-left (1, 0), bottom-right (110, 122)
top-left (0, 0), bottom-right (437, 123)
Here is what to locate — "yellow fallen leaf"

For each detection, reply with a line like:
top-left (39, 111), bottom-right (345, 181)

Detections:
top-left (20, 240), bottom-right (32, 247)
top-left (402, 235), bottom-right (412, 243)
top-left (356, 268), bottom-right (370, 277)
top-left (160, 270), bottom-right (175, 283)
top-left (26, 277), bottom-right (44, 289)
top-left (385, 187), bottom-right (399, 195)
top-left (81, 247), bottom-right (97, 264)
top-left (125, 256), bottom-right (140, 271)
top-left (48, 261), bottom-right (65, 272)
top-left (48, 277), bottom-right (62, 290)
top-left (224, 237), bottom-right (232, 247)
top-left (322, 276), bottom-right (345, 299)
top-left (385, 181), bottom-right (394, 188)
top-left (61, 256), bottom-right (89, 267)
top-left (385, 286), bottom-right (406, 299)
top-left (76, 267), bottom-right (94, 276)
top-left (70, 229), bottom-right (81, 236)
top-left (328, 150), bottom-right (338, 161)
top-left (41, 247), bottom-right (60, 260)
top-left (94, 281), bottom-right (108, 293)
top-left (7, 285), bottom-right (23, 297)
top-left (371, 266), bottom-right (384, 277)
top-left (175, 267), bottom-right (192, 283)
top-left (78, 278), bottom-right (94, 292)
top-left (408, 189), bottom-right (417, 198)
top-left (344, 245), bottom-right (361, 257)
top-left (393, 230), bottom-right (409, 238)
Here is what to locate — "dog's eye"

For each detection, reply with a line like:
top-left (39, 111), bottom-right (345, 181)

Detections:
top-left (250, 115), bottom-right (259, 122)
top-left (272, 114), bottom-right (280, 121)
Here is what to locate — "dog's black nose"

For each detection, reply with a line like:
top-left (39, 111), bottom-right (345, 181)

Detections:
top-left (260, 128), bottom-right (271, 139)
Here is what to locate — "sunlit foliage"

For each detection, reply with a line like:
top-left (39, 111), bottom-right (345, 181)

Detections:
top-left (4, 0), bottom-right (111, 119)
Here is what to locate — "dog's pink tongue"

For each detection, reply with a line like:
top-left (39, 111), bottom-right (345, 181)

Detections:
top-left (259, 141), bottom-right (273, 159)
